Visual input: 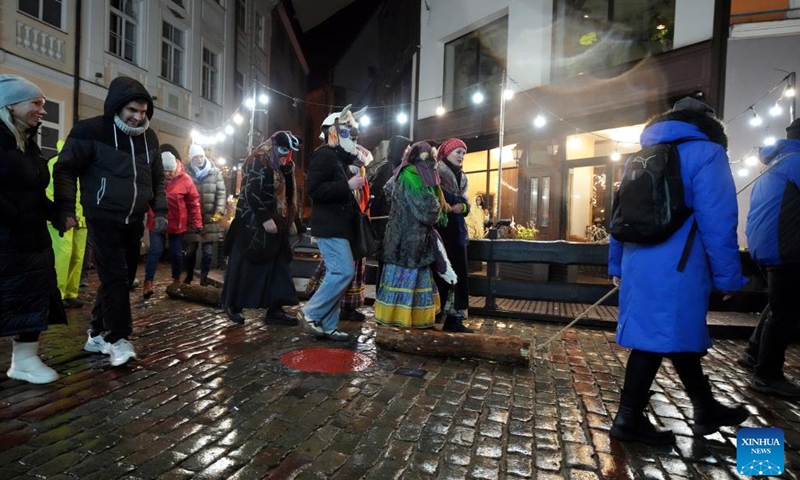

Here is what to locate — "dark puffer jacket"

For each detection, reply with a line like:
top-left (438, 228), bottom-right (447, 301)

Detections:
top-left (0, 122), bottom-right (66, 336)
top-left (306, 145), bottom-right (357, 240)
top-left (54, 77), bottom-right (167, 225)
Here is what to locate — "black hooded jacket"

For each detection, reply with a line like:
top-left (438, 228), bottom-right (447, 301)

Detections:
top-left (368, 136), bottom-right (411, 239)
top-left (54, 77), bottom-right (166, 224)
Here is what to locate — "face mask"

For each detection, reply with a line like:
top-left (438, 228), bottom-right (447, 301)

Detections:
top-left (338, 127), bottom-right (356, 154)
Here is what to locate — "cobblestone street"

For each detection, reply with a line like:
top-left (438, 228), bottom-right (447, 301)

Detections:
top-left (1, 276), bottom-right (798, 480)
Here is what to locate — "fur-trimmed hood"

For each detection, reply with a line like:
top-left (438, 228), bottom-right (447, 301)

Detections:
top-left (644, 109), bottom-right (728, 149)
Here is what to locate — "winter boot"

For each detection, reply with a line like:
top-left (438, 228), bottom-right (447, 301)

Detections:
top-left (443, 314), bottom-right (473, 333)
top-left (143, 280), bottom-right (154, 299)
top-left (171, 276), bottom-right (181, 285)
top-left (688, 376), bottom-right (749, 436)
top-left (7, 341), bottom-right (59, 384)
top-left (610, 393), bottom-right (675, 445)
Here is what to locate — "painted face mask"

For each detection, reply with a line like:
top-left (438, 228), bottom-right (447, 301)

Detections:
top-left (320, 104), bottom-right (368, 155)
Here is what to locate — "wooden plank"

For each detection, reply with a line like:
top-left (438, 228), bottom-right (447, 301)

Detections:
top-left (469, 278), bottom-right (618, 305)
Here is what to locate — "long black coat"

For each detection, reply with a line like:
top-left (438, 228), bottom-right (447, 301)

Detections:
top-left (0, 123), bottom-right (66, 336)
top-left (306, 146), bottom-right (357, 240)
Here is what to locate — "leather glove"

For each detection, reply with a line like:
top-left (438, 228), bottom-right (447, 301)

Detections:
top-left (154, 216), bottom-right (168, 233)
top-left (53, 211), bottom-right (77, 237)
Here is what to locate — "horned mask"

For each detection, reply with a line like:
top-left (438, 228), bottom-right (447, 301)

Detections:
top-left (319, 104), bottom-right (367, 155)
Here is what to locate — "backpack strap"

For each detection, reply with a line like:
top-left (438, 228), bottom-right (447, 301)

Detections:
top-left (677, 220), bottom-right (697, 272)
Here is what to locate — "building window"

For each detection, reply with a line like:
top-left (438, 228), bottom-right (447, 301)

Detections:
top-left (171, 0), bottom-right (184, 7)
top-left (236, 0), bottom-right (246, 31)
top-left (255, 12), bottom-right (265, 50)
top-left (460, 144), bottom-right (519, 223)
top-left (18, 0), bottom-right (62, 29)
top-left (38, 100), bottom-right (61, 160)
top-left (161, 21), bottom-right (185, 85)
top-left (202, 47), bottom-right (219, 102)
top-left (235, 70), bottom-right (244, 104)
top-left (553, 0), bottom-right (676, 80)
top-left (109, 0), bottom-right (137, 63)
top-left (443, 16), bottom-right (507, 111)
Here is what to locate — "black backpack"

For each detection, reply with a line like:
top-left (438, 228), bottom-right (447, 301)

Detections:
top-left (610, 140), bottom-right (693, 244)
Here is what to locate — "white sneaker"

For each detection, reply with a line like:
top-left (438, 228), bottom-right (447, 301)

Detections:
top-left (299, 310), bottom-right (325, 338)
top-left (84, 331), bottom-right (108, 353)
top-left (102, 338), bottom-right (137, 367)
top-left (7, 341), bottom-right (59, 384)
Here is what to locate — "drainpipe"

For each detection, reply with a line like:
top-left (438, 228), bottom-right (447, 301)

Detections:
top-left (72, 0), bottom-right (82, 125)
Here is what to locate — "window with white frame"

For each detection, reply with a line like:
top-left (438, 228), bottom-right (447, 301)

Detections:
top-left (236, 0), bottom-right (246, 31)
top-left (38, 100), bottom-right (62, 160)
top-left (201, 47), bottom-right (219, 103)
top-left (161, 21), bottom-right (185, 85)
top-left (109, 0), bottom-right (138, 63)
top-left (256, 12), bottom-right (266, 50)
top-left (18, 0), bottom-right (62, 29)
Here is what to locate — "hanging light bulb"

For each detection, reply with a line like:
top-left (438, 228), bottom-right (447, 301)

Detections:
top-left (744, 153), bottom-right (760, 166)
top-left (568, 135), bottom-right (581, 149)
top-left (224, 125), bottom-right (235, 135)
top-left (258, 94), bottom-right (269, 105)
top-left (190, 129), bottom-right (199, 140)
top-left (472, 91), bottom-right (484, 104)
top-left (360, 115), bottom-right (371, 127)
top-left (737, 167), bottom-right (750, 177)
top-left (786, 86), bottom-right (796, 97)
top-left (749, 109), bottom-right (763, 127)
top-left (769, 102), bottom-right (783, 116)
top-left (396, 112), bottom-right (408, 124)
top-left (233, 113), bottom-right (244, 124)
top-left (216, 132), bottom-right (226, 142)
top-left (245, 98), bottom-right (256, 109)
top-left (503, 89), bottom-right (514, 100)
top-left (217, 157), bottom-right (227, 165)
top-left (436, 105), bottom-right (446, 116)
top-left (533, 114), bottom-right (546, 128)
top-left (610, 150), bottom-right (621, 161)
top-left (763, 135), bottom-right (777, 146)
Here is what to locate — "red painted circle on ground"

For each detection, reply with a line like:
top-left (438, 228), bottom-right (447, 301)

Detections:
top-left (280, 348), bottom-right (374, 373)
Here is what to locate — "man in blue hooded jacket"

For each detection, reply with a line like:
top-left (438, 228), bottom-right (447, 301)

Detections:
top-left (738, 118), bottom-right (800, 398)
top-left (608, 97), bottom-right (749, 445)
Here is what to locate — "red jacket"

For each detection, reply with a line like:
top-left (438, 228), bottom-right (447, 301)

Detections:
top-left (147, 162), bottom-right (203, 234)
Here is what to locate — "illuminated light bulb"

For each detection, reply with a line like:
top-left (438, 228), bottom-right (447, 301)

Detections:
top-left (217, 157), bottom-right (227, 165)
top-left (216, 132), bottom-right (226, 142)
top-left (258, 94), bottom-right (269, 105)
top-left (737, 167), bottom-right (750, 177)
top-left (360, 115), bottom-right (371, 127)
top-left (769, 103), bottom-right (783, 116)
top-left (233, 114), bottom-right (244, 124)
top-left (763, 136), bottom-right (776, 146)
top-left (245, 98), bottom-right (256, 109)
top-left (744, 154), bottom-right (760, 166)
top-left (436, 105), bottom-right (446, 116)
top-left (472, 91), bottom-right (484, 104)
top-left (224, 125), bottom-right (235, 135)
top-left (533, 114), bottom-right (546, 128)
top-left (610, 151), bottom-right (621, 161)
top-left (503, 89), bottom-right (514, 100)
top-left (568, 136), bottom-right (581, 149)
top-left (656, 24), bottom-right (666, 30)
top-left (396, 112), bottom-right (408, 124)
top-left (190, 129), bottom-right (199, 139)
top-left (749, 112), bottom-right (763, 127)
top-left (786, 87), bottom-right (796, 97)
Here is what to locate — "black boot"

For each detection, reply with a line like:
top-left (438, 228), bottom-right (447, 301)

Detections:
top-left (689, 376), bottom-right (749, 436)
top-left (443, 314), bottom-right (473, 333)
top-left (225, 305), bottom-right (245, 325)
top-left (610, 393), bottom-right (676, 445)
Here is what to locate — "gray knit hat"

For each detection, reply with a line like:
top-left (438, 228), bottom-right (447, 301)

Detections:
top-left (0, 74), bottom-right (45, 108)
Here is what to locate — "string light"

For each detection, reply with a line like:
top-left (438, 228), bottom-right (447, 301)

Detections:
top-left (360, 115), bottom-right (371, 127)
top-left (744, 151), bottom-right (760, 166)
top-left (224, 125), bottom-right (235, 135)
top-left (533, 114), bottom-right (546, 128)
top-left (749, 109), bottom-right (763, 127)
top-left (763, 135), bottom-right (776, 146)
top-left (232, 113), bottom-right (244, 124)
top-left (472, 91), bottom-right (484, 104)
top-left (258, 94), bottom-right (269, 105)
top-left (769, 102), bottom-right (783, 116)
top-left (610, 147), bottom-right (621, 161)
top-left (436, 105), bottom-right (446, 116)
top-left (503, 89), bottom-right (515, 100)
top-left (396, 112), bottom-right (408, 124)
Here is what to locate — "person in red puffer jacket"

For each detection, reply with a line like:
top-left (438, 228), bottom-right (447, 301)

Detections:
top-left (142, 150), bottom-right (202, 298)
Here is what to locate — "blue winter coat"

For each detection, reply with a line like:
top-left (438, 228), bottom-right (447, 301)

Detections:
top-left (745, 139), bottom-right (800, 266)
top-left (609, 119), bottom-right (747, 353)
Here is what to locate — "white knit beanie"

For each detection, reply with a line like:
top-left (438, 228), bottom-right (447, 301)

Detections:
top-left (188, 144), bottom-right (205, 160)
top-left (161, 152), bottom-right (177, 171)
top-left (0, 74), bottom-right (45, 108)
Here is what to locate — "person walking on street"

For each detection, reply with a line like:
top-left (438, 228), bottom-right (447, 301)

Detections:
top-left (46, 139), bottom-right (88, 309)
top-left (608, 97), bottom-right (749, 445)
top-left (222, 131), bottom-right (305, 325)
top-left (54, 76), bottom-right (167, 367)
top-left (183, 144), bottom-right (226, 286)
top-left (738, 118), bottom-right (800, 398)
top-left (0, 74), bottom-right (67, 384)
top-left (435, 138), bottom-right (474, 333)
top-left (299, 105), bottom-right (367, 341)
top-left (142, 150), bottom-right (202, 299)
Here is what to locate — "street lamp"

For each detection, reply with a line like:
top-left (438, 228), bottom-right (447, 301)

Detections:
top-left (512, 145), bottom-right (523, 166)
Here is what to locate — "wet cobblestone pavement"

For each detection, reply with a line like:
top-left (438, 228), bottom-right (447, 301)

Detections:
top-left (1, 276), bottom-right (798, 479)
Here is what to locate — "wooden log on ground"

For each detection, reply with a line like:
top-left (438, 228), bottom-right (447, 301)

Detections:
top-left (376, 326), bottom-right (530, 366)
top-left (166, 283), bottom-right (221, 306)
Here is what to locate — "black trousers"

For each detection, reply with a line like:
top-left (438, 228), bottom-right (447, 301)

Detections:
top-left (87, 219), bottom-right (144, 343)
top-left (745, 265), bottom-right (800, 380)
top-left (433, 239), bottom-right (469, 314)
top-left (620, 350), bottom-right (707, 408)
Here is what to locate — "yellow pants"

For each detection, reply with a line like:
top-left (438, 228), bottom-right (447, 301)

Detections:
top-left (48, 225), bottom-right (88, 300)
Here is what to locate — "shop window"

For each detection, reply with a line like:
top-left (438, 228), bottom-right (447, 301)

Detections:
top-left (552, 0), bottom-right (676, 80)
top-left (443, 16), bottom-right (507, 111)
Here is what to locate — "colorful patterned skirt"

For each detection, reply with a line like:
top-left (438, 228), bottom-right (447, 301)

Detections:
top-left (374, 264), bottom-right (440, 329)
top-left (304, 257), bottom-right (366, 309)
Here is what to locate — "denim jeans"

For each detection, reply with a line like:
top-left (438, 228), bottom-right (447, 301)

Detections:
top-left (145, 231), bottom-right (185, 281)
top-left (184, 241), bottom-right (214, 280)
top-left (302, 237), bottom-right (355, 333)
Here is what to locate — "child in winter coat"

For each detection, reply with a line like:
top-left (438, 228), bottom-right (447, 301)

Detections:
top-left (142, 151), bottom-right (202, 298)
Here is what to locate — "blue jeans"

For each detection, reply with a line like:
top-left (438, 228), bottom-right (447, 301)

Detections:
top-left (145, 231), bottom-right (185, 281)
top-left (184, 241), bottom-right (214, 281)
top-left (302, 237), bottom-right (355, 333)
